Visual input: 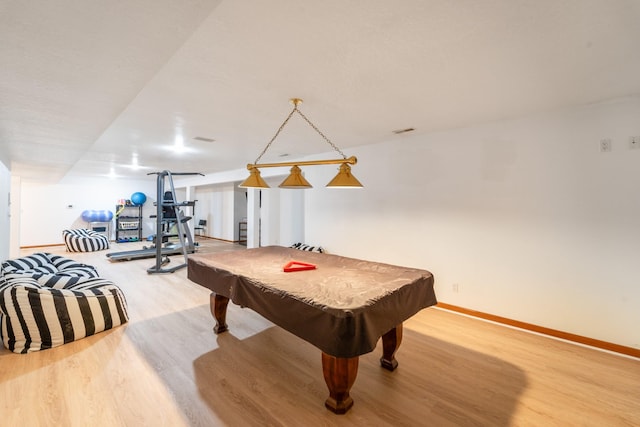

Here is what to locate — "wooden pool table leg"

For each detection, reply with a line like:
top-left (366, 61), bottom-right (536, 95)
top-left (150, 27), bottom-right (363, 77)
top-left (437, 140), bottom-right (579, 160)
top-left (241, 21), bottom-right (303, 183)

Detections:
top-left (210, 293), bottom-right (229, 334)
top-left (380, 323), bottom-right (403, 371)
top-left (322, 353), bottom-right (359, 414)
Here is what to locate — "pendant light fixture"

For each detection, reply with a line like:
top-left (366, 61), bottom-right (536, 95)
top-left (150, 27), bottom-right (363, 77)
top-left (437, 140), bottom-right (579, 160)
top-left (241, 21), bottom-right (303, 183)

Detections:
top-left (239, 98), bottom-right (363, 189)
top-left (279, 165), bottom-right (312, 189)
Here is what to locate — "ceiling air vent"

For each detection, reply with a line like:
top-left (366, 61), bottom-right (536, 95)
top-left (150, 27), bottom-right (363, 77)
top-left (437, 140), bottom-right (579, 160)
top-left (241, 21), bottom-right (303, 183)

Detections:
top-left (392, 128), bottom-right (415, 135)
top-left (193, 136), bottom-right (215, 142)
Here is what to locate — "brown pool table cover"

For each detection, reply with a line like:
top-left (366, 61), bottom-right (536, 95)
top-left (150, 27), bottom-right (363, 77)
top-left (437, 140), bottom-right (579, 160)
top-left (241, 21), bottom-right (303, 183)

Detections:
top-left (188, 246), bottom-right (437, 358)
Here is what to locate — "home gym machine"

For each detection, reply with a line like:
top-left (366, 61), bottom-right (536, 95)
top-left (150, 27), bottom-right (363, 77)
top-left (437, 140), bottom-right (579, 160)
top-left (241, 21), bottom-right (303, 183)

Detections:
top-left (147, 170), bottom-right (203, 274)
top-left (106, 171), bottom-right (203, 274)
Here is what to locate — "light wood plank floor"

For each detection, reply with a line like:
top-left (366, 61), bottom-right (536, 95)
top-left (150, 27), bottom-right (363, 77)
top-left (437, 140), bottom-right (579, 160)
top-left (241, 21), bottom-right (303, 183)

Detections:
top-left (1, 240), bottom-right (638, 426)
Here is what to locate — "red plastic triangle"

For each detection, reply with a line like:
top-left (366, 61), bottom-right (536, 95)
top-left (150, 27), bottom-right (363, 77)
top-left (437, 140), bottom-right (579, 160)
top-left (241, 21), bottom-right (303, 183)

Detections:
top-left (283, 260), bottom-right (317, 272)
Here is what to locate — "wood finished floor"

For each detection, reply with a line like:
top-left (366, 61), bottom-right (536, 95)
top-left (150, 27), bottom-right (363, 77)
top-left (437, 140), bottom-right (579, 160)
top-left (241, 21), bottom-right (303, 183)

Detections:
top-left (0, 239), bottom-right (638, 426)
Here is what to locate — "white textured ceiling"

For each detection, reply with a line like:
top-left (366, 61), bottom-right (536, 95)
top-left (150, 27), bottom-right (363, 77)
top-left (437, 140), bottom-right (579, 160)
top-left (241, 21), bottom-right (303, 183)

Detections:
top-left (2, 0), bottom-right (640, 183)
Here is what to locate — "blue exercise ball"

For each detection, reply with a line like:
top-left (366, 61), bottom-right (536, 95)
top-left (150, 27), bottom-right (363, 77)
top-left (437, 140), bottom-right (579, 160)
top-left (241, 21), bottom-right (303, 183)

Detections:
top-left (81, 210), bottom-right (114, 222)
top-left (131, 192), bottom-right (147, 206)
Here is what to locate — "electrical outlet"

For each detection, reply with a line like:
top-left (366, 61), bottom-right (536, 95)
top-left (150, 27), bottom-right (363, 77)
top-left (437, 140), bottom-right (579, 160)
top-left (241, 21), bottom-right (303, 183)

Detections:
top-left (599, 139), bottom-right (612, 152)
top-left (629, 136), bottom-right (640, 150)
top-left (452, 283), bottom-right (460, 293)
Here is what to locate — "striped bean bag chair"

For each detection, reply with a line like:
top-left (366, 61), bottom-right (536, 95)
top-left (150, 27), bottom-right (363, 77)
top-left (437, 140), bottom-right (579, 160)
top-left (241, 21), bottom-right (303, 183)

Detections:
top-left (290, 242), bottom-right (325, 253)
top-left (0, 253), bottom-right (128, 353)
top-left (63, 228), bottom-right (110, 252)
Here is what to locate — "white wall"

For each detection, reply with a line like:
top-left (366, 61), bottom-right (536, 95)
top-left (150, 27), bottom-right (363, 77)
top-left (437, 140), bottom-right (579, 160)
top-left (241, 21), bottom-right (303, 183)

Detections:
top-left (279, 188), bottom-right (304, 247)
top-left (0, 161), bottom-right (10, 261)
top-left (192, 183), bottom-right (238, 241)
top-left (304, 96), bottom-right (640, 349)
top-left (19, 178), bottom-right (156, 246)
top-left (254, 176), bottom-right (306, 247)
top-left (9, 176), bottom-right (21, 258)
top-left (188, 177), bottom-right (303, 245)
top-left (233, 187), bottom-right (247, 241)
top-left (260, 177), bottom-right (282, 246)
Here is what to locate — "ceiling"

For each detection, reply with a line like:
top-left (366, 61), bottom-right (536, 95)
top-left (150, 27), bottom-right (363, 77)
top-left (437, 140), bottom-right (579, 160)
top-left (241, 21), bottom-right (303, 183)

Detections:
top-left (2, 0), bottom-right (640, 184)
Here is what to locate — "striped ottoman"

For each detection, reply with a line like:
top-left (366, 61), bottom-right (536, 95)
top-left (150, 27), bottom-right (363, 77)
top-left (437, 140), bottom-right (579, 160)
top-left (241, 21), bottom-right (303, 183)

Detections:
top-left (0, 253), bottom-right (128, 353)
top-left (62, 228), bottom-right (110, 252)
top-left (290, 242), bottom-right (325, 253)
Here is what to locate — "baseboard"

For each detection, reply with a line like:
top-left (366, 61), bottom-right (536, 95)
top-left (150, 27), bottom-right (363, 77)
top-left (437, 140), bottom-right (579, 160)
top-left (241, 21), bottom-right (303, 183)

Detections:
top-left (436, 302), bottom-right (639, 359)
top-left (19, 243), bottom-right (65, 249)
top-left (196, 236), bottom-right (238, 243)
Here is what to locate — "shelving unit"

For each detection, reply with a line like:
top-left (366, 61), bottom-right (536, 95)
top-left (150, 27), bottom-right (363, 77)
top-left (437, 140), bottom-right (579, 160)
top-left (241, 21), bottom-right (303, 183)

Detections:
top-left (238, 221), bottom-right (247, 246)
top-left (115, 205), bottom-right (142, 243)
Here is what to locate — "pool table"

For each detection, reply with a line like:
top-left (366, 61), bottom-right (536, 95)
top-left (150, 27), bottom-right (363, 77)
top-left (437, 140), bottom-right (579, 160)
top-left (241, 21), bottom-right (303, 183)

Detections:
top-left (188, 246), bottom-right (437, 413)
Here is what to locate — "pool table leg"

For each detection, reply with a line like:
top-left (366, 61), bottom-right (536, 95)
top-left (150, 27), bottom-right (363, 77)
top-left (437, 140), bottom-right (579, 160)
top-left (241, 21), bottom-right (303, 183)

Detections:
top-left (322, 353), bottom-right (359, 414)
top-left (380, 323), bottom-right (403, 371)
top-left (210, 293), bottom-right (229, 334)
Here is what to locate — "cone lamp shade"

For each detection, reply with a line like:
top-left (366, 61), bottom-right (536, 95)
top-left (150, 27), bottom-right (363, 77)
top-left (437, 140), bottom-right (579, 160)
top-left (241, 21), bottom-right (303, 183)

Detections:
top-left (326, 163), bottom-right (363, 188)
top-left (279, 165), bottom-right (312, 189)
top-left (239, 167), bottom-right (270, 188)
